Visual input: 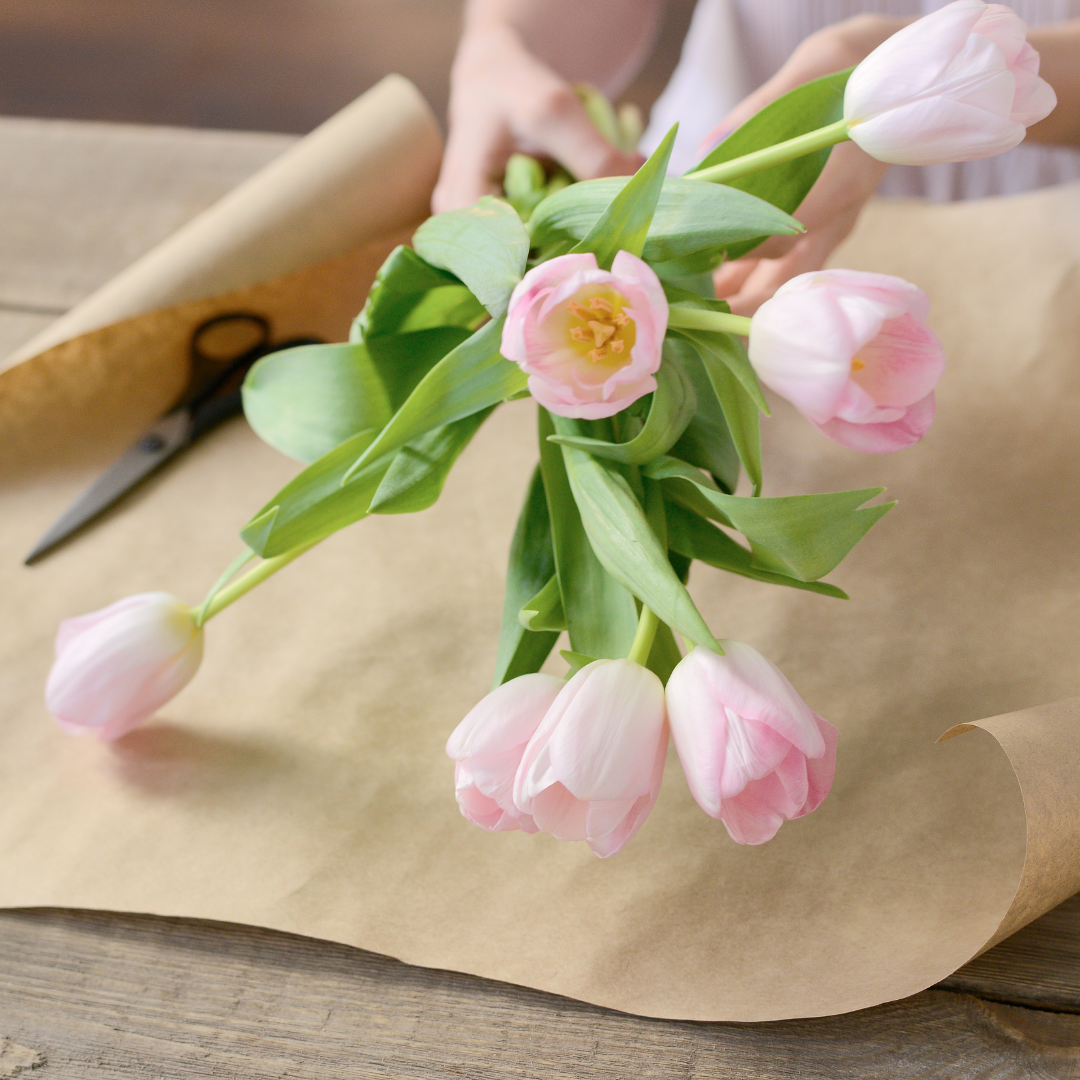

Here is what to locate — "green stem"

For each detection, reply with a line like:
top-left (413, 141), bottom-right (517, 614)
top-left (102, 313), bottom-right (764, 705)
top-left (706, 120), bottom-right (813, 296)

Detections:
top-left (194, 549), bottom-right (256, 627)
top-left (627, 605), bottom-right (660, 667)
top-left (667, 307), bottom-right (753, 336)
top-left (195, 539), bottom-right (320, 625)
top-left (685, 119), bottom-right (851, 186)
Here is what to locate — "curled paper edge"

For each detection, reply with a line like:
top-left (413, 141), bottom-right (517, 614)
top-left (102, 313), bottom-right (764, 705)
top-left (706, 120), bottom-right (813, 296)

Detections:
top-left (2, 73), bottom-right (443, 373)
top-left (939, 698), bottom-right (1080, 958)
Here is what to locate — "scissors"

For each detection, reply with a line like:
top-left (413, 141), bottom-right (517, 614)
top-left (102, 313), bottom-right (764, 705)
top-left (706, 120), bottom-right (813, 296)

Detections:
top-left (25, 312), bottom-right (323, 565)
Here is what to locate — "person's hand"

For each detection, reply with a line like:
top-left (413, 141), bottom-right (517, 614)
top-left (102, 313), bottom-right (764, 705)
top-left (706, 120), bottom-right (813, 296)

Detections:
top-left (708, 16), bottom-right (906, 315)
top-left (432, 24), bottom-right (644, 214)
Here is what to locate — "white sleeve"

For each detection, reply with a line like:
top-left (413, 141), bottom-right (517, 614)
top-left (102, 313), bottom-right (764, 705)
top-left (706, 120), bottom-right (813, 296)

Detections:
top-left (639, 0), bottom-right (752, 175)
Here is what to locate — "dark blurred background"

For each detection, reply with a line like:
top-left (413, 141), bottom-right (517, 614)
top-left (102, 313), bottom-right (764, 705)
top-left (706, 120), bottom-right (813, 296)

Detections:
top-left (0, 0), bottom-right (696, 133)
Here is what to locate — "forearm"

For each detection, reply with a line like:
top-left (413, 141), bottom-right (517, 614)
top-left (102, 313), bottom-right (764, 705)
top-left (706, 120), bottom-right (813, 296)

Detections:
top-left (1026, 21), bottom-right (1080, 146)
top-left (461, 0), bottom-right (664, 95)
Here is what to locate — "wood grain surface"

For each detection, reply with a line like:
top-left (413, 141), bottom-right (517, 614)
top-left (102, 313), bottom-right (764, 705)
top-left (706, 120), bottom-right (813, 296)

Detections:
top-left (2, 118), bottom-right (1080, 1080)
top-left (3, 906), bottom-right (1080, 1079)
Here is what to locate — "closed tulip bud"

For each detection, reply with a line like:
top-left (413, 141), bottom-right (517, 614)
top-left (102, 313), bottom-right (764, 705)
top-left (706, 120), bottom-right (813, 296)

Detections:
top-left (46, 592), bottom-right (204, 741)
top-left (501, 250), bottom-right (668, 420)
top-left (845, 0), bottom-right (1056, 166)
top-left (666, 644), bottom-right (837, 846)
top-left (513, 659), bottom-right (668, 858)
top-left (748, 269), bottom-right (945, 453)
top-left (445, 673), bottom-right (565, 834)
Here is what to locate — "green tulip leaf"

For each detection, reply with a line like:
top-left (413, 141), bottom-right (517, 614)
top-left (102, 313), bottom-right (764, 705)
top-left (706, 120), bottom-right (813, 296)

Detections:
top-left (532, 174), bottom-right (801, 266)
top-left (685, 68), bottom-right (853, 259)
top-left (239, 429), bottom-right (393, 558)
top-left (668, 339), bottom-right (740, 494)
top-left (645, 619), bottom-right (685, 684)
top-left (545, 351), bottom-right (696, 465)
top-left (560, 650), bottom-right (600, 677)
top-left (413, 196), bottom-right (530, 317)
top-left (673, 328), bottom-right (764, 495)
top-left (519, 574), bottom-right (567, 633)
top-left (569, 124), bottom-right (676, 269)
top-left (665, 501), bottom-right (848, 598)
top-left (242, 342), bottom-right (392, 464)
top-left (645, 455), bottom-right (893, 581)
top-left (503, 153), bottom-right (549, 220)
top-left (368, 408), bottom-right (492, 516)
top-left (362, 326), bottom-right (475, 413)
top-left (493, 466), bottom-right (560, 687)
top-left (352, 245), bottom-right (467, 342)
top-left (554, 416), bottom-right (720, 651)
top-left (343, 317), bottom-right (525, 484)
top-left (538, 409), bottom-right (639, 660)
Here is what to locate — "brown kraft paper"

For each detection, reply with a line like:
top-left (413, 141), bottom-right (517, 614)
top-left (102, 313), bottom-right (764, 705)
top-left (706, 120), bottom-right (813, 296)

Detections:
top-left (2, 112), bottom-right (1080, 1020)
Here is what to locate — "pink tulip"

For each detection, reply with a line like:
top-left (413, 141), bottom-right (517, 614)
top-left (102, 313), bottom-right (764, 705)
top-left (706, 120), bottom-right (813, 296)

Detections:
top-left (845, 0), bottom-right (1056, 166)
top-left (666, 643), bottom-right (837, 846)
top-left (445, 673), bottom-right (565, 833)
top-left (748, 269), bottom-right (945, 453)
top-left (501, 250), bottom-right (668, 420)
top-left (513, 659), bottom-right (668, 857)
top-left (46, 592), bottom-right (204, 741)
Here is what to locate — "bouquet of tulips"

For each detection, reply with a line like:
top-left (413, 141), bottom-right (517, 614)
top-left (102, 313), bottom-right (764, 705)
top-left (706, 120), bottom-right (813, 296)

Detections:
top-left (46, 3), bottom-right (1055, 857)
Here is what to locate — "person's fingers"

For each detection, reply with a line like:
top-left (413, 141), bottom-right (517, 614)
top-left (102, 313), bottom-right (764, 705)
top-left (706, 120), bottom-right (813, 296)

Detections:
top-left (433, 25), bottom-right (643, 214)
top-left (712, 257), bottom-right (760, 299)
top-left (517, 85), bottom-right (645, 180)
top-left (721, 212), bottom-right (857, 317)
top-left (432, 114), bottom-right (514, 213)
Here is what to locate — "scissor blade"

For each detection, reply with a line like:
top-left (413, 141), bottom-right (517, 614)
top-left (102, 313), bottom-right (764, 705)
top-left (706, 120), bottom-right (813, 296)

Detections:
top-left (24, 410), bottom-right (194, 565)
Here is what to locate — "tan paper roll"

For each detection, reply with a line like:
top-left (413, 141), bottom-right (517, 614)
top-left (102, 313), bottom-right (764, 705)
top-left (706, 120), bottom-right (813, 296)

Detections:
top-left (0, 75), bottom-right (442, 480)
top-left (3, 159), bottom-right (1080, 1018)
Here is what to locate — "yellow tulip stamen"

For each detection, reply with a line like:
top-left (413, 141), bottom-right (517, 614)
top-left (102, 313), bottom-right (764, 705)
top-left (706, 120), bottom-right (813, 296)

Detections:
top-left (566, 290), bottom-right (635, 364)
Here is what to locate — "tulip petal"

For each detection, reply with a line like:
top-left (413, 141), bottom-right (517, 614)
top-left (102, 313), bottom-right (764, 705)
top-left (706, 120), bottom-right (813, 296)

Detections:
top-left (850, 314), bottom-right (945, 410)
top-left (850, 94), bottom-right (1025, 165)
top-left (445, 673), bottom-right (564, 759)
top-left (1010, 62), bottom-right (1057, 125)
top-left (799, 714), bottom-right (838, 818)
top-left (501, 247), bottom-right (667, 419)
top-left (544, 659), bottom-right (667, 801)
top-left (749, 288), bottom-right (860, 424)
top-left (46, 593), bottom-right (203, 740)
top-left (718, 773), bottom-right (792, 845)
top-left (972, 5), bottom-right (1030, 65)
top-left (815, 391), bottom-right (936, 454)
top-left (666, 644), bottom-right (836, 841)
top-left (455, 760), bottom-right (538, 833)
top-left (845, 0), bottom-right (990, 122)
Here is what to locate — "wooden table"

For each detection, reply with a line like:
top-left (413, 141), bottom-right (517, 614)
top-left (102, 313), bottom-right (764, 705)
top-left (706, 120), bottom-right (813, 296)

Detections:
top-left (2, 116), bottom-right (1080, 1079)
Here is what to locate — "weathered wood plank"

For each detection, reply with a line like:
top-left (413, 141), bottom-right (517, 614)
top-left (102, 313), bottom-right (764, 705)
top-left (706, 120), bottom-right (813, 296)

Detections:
top-left (1, 908), bottom-right (1079, 1080)
top-left (942, 893), bottom-right (1080, 1014)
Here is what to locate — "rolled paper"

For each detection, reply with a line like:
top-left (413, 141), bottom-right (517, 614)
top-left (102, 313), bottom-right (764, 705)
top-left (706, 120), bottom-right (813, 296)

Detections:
top-left (0, 75), bottom-right (442, 478)
top-left (4, 74), bottom-right (442, 368)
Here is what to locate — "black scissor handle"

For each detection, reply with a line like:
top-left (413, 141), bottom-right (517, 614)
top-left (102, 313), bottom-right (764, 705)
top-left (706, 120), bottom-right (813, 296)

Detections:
top-left (185, 312), bottom-right (272, 411)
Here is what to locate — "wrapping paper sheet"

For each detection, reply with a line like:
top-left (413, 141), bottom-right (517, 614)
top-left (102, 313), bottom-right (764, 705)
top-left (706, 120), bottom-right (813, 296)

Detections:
top-left (3, 97), bottom-right (1080, 1018)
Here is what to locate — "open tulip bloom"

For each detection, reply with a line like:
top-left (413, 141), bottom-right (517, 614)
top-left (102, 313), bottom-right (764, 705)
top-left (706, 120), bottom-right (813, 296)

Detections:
top-left (47, 4), bottom-right (1054, 855)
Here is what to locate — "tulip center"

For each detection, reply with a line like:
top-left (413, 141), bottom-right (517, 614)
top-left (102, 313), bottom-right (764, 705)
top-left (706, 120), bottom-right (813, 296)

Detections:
top-left (564, 287), bottom-right (636, 367)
